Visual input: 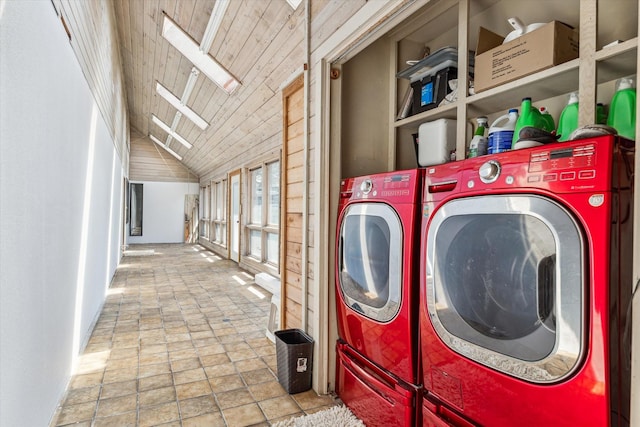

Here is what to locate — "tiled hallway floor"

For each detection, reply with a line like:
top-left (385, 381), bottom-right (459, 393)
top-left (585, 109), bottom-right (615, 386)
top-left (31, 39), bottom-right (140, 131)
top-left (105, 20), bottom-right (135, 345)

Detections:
top-left (51, 244), bottom-right (337, 427)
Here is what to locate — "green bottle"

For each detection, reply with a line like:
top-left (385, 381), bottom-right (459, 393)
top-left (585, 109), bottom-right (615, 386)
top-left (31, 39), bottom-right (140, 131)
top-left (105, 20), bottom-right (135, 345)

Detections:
top-left (596, 103), bottom-right (607, 125)
top-left (512, 98), bottom-right (547, 145)
top-left (539, 106), bottom-right (556, 132)
top-left (607, 78), bottom-right (636, 140)
top-left (557, 92), bottom-right (579, 142)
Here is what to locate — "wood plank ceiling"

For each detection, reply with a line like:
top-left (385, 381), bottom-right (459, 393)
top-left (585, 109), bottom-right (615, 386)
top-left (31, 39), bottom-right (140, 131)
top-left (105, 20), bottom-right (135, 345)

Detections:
top-left (113, 0), bottom-right (306, 178)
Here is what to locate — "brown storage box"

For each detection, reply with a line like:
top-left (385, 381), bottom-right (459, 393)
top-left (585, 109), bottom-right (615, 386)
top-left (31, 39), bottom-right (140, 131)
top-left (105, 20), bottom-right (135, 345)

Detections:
top-left (474, 21), bottom-right (579, 93)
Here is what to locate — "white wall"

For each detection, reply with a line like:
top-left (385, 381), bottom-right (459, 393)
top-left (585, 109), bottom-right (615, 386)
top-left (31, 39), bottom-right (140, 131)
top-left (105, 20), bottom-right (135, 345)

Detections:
top-left (127, 181), bottom-right (199, 244)
top-left (0, 2), bottom-right (124, 426)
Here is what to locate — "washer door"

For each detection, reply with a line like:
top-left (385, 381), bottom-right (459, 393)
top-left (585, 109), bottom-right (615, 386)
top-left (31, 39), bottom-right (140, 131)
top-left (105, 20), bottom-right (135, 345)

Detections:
top-left (426, 195), bottom-right (584, 383)
top-left (338, 203), bottom-right (402, 322)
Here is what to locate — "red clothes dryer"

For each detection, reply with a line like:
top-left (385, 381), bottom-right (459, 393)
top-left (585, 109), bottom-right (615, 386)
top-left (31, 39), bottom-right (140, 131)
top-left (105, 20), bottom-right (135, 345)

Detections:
top-left (335, 169), bottom-right (424, 426)
top-left (419, 135), bottom-right (634, 427)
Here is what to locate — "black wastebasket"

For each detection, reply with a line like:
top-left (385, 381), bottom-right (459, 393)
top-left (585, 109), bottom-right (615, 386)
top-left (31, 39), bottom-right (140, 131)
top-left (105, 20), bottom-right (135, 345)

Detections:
top-left (275, 329), bottom-right (314, 394)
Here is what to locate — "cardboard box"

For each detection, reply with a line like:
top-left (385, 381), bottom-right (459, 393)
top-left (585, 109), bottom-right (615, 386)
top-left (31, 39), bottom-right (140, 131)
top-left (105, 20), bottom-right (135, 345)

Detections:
top-left (474, 21), bottom-right (579, 93)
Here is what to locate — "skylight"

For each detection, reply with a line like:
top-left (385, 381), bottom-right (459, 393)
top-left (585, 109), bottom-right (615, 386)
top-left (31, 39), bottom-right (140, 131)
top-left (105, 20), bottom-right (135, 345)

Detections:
top-left (156, 81), bottom-right (209, 130)
top-left (149, 134), bottom-right (183, 161)
top-left (162, 13), bottom-right (240, 94)
top-left (287, 0), bottom-right (303, 9)
top-left (151, 114), bottom-right (193, 149)
top-left (201, 0), bottom-right (230, 49)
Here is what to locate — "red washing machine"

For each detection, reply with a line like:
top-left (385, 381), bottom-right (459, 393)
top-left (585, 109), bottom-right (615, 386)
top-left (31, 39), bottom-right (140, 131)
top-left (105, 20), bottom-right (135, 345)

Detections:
top-left (335, 169), bottom-right (424, 427)
top-left (419, 135), bottom-right (634, 427)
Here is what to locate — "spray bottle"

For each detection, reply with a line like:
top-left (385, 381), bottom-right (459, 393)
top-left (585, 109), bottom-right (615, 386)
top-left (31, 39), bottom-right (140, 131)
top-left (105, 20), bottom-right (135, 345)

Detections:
top-left (468, 116), bottom-right (488, 158)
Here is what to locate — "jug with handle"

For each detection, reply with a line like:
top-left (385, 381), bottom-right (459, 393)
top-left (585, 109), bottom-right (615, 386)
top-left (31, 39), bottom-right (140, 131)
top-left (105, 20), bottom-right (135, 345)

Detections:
top-left (607, 77), bottom-right (636, 140)
top-left (512, 98), bottom-right (553, 145)
top-left (488, 109), bottom-right (518, 154)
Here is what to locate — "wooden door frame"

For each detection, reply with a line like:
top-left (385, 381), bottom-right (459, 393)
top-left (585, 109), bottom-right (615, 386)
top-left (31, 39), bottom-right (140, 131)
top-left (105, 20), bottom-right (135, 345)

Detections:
top-left (281, 74), bottom-right (305, 329)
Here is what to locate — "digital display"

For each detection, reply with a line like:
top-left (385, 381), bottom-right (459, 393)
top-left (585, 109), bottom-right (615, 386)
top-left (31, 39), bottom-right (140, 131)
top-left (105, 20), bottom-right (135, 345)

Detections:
top-left (421, 81), bottom-right (434, 106)
top-left (550, 148), bottom-right (574, 159)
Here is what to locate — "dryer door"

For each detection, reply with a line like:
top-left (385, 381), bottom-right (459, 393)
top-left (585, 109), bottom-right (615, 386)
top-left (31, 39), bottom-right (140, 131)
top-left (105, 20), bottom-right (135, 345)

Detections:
top-left (426, 195), bottom-right (584, 383)
top-left (338, 203), bottom-right (402, 322)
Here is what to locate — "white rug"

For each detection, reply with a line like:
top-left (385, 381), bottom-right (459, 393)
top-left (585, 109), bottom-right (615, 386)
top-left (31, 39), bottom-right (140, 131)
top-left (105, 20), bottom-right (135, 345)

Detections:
top-left (273, 405), bottom-right (365, 427)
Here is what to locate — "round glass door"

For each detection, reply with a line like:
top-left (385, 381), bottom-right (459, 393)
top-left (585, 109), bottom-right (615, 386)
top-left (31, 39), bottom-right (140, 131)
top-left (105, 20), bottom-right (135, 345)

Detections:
top-left (338, 203), bottom-right (402, 322)
top-left (426, 195), bottom-right (584, 383)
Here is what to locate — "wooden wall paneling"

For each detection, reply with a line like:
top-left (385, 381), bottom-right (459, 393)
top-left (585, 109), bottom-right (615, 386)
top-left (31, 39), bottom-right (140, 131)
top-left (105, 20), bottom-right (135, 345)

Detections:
top-left (286, 166), bottom-right (304, 183)
top-left (112, 0), bottom-right (309, 183)
top-left (578, 0), bottom-right (597, 126)
top-left (130, 0), bottom-right (145, 133)
top-left (228, 0), bottom-right (290, 79)
top-left (286, 281), bottom-right (303, 304)
top-left (192, 14), bottom-right (302, 160)
top-left (285, 301), bottom-right (303, 328)
top-left (282, 74), bottom-right (305, 330)
top-left (129, 136), bottom-right (197, 182)
top-left (143, 6), bottom-right (159, 135)
top-left (65, 6), bottom-right (109, 117)
top-left (113, 0), bottom-right (130, 53)
top-left (209, 0), bottom-right (243, 58)
top-left (215, 0), bottom-right (270, 69)
top-left (58, 0), bottom-right (129, 167)
top-left (175, 0), bottom-right (197, 34)
top-left (309, 0), bottom-right (367, 52)
top-left (188, 83), bottom-right (278, 170)
top-left (186, 0), bottom-right (211, 44)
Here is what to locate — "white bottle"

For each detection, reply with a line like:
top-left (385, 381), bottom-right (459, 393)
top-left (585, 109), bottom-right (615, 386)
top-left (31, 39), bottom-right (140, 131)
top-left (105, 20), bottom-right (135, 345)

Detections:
top-left (488, 109), bottom-right (519, 154)
top-left (468, 116), bottom-right (488, 157)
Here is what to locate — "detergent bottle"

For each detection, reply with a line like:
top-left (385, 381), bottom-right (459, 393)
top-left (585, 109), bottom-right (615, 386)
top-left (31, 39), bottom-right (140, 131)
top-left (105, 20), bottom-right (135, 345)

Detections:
top-left (468, 116), bottom-right (488, 158)
top-left (607, 77), bottom-right (636, 140)
top-left (557, 92), bottom-right (579, 142)
top-left (596, 103), bottom-right (607, 125)
top-left (488, 109), bottom-right (518, 154)
top-left (512, 98), bottom-right (548, 145)
top-left (538, 106), bottom-right (556, 132)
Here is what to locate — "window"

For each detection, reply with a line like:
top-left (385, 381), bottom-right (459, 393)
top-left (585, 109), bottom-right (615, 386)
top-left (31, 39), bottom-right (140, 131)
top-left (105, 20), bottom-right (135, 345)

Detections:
top-left (211, 179), bottom-right (227, 246)
top-left (208, 184), bottom-right (214, 241)
top-left (129, 183), bottom-right (143, 236)
top-left (247, 160), bottom-right (280, 267)
top-left (199, 186), bottom-right (206, 238)
top-left (202, 184), bottom-right (211, 239)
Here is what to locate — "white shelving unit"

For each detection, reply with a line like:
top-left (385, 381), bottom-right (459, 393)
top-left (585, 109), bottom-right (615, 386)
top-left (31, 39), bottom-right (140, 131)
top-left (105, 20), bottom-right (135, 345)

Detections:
top-left (337, 0), bottom-right (638, 173)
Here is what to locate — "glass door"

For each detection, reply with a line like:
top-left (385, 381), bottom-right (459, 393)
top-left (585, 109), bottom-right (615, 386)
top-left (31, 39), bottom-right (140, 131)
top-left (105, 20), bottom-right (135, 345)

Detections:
top-left (338, 203), bottom-right (403, 322)
top-left (229, 171), bottom-right (241, 262)
top-left (426, 195), bottom-right (585, 383)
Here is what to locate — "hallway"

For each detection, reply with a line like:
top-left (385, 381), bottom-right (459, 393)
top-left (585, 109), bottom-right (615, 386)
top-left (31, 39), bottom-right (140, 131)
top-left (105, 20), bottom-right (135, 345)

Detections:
top-left (51, 244), bottom-right (336, 427)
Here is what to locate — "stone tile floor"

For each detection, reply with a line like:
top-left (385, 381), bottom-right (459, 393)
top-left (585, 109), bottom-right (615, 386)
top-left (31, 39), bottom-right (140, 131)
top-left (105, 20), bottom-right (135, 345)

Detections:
top-left (50, 244), bottom-right (337, 427)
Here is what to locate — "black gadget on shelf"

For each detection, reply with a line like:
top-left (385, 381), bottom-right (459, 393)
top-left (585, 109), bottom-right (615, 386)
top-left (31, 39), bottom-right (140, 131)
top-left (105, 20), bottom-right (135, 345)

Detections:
top-left (411, 66), bottom-right (457, 115)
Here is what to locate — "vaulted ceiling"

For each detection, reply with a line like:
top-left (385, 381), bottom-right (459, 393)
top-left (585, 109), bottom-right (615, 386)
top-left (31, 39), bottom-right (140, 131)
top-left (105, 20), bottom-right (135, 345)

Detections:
top-left (113, 0), bottom-right (306, 178)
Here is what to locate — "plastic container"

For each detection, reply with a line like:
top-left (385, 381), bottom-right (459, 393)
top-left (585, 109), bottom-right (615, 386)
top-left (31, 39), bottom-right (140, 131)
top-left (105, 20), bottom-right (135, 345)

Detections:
top-left (468, 116), bottom-right (488, 158)
top-left (488, 109), bottom-right (518, 154)
top-left (538, 106), bottom-right (556, 131)
top-left (512, 98), bottom-right (550, 145)
top-left (557, 92), bottom-right (579, 142)
top-left (275, 329), bottom-right (314, 394)
top-left (418, 119), bottom-right (457, 166)
top-left (596, 103), bottom-right (607, 125)
top-left (607, 77), bottom-right (636, 140)
top-left (503, 17), bottom-right (547, 44)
